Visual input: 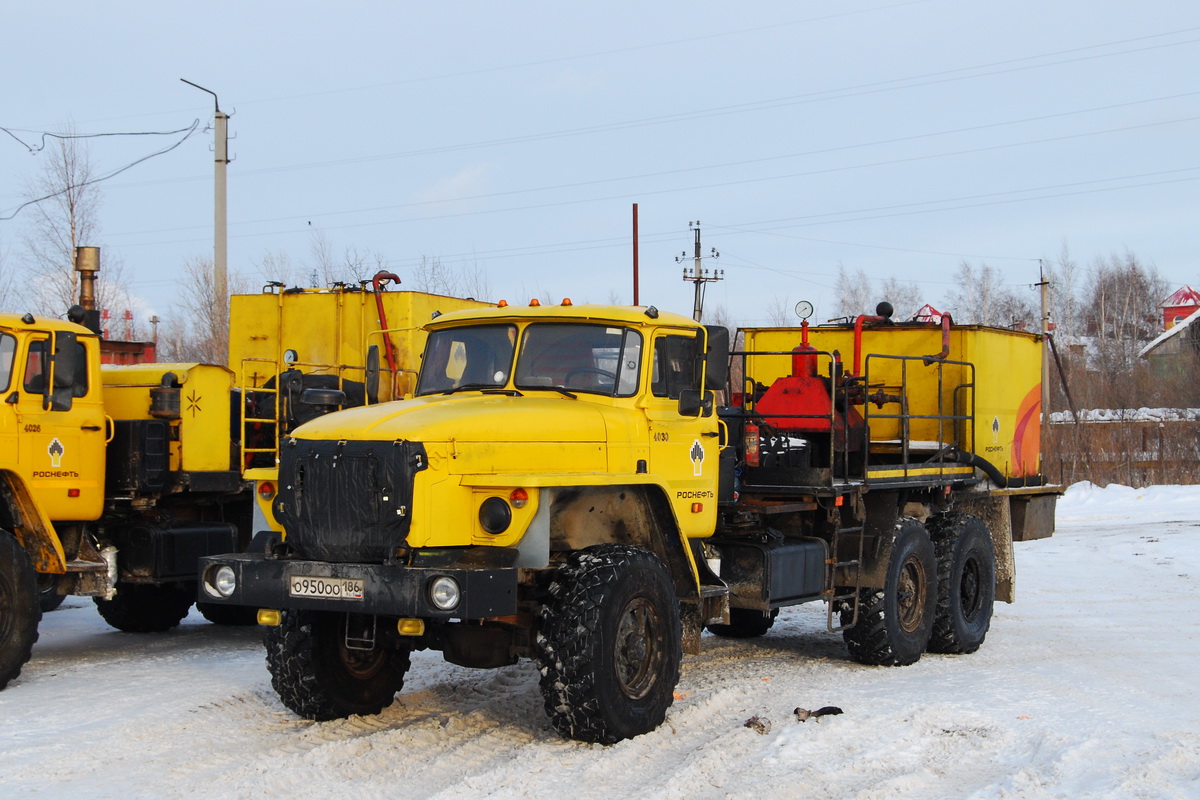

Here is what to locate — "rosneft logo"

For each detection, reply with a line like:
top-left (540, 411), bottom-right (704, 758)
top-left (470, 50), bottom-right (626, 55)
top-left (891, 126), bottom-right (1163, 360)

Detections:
top-left (48, 438), bottom-right (65, 467)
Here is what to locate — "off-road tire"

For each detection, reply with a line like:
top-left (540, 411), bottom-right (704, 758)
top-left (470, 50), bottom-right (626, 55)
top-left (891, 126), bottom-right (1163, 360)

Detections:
top-left (37, 573), bottom-right (66, 613)
top-left (0, 531), bottom-right (41, 690)
top-left (842, 518), bottom-right (936, 666)
top-left (705, 607), bottom-right (779, 638)
top-left (927, 513), bottom-right (996, 654)
top-left (93, 582), bottom-right (196, 632)
top-left (536, 544), bottom-right (682, 744)
top-left (264, 609), bottom-right (411, 720)
top-left (196, 602), bottom-right (259, 626)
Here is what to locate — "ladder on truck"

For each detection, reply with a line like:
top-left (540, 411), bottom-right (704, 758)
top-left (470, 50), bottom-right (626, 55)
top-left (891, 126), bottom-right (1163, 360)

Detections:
top-left (825, 519), bottom-right (865, 632)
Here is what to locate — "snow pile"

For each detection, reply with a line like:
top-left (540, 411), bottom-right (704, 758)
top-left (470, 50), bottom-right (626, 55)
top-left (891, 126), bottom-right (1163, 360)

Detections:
top-left (2, 483), bottom-right (1199, 799)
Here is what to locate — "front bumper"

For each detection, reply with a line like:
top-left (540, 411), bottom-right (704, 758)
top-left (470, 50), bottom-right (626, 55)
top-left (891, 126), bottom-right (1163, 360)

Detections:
top-left (198, 553), bottom-right (518, 619)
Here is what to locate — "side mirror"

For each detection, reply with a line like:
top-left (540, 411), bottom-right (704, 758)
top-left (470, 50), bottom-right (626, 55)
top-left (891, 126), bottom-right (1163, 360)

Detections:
top-left (365, 344), bottom-right (380, 404)
top-left (678, 389), bottom-right (715, 418)
top-left (703, 326), bottom-right (729, 391)
top-left (47, 331), bottom-right (78, 411)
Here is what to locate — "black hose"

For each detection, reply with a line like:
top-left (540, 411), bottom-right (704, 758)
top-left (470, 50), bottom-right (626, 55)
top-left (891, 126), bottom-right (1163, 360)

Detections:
top-left (941, 447), bottom-right (1044, 488)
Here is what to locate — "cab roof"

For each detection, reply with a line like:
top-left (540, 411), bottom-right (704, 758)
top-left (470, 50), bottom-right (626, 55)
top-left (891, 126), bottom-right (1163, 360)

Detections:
top-left (0, 312), bottom-right (95, 335)
top-left (427, 302), bottom-right (700, 330)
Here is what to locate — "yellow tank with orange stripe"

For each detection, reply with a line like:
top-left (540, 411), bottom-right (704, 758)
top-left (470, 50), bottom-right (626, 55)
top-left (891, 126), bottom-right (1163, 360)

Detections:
top-left (742, 322), bottom-right (1042, 480)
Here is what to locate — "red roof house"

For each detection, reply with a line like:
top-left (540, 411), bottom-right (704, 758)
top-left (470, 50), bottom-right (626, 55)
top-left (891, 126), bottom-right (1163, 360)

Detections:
top-left (1160, 286), bottom-right (1200, 330)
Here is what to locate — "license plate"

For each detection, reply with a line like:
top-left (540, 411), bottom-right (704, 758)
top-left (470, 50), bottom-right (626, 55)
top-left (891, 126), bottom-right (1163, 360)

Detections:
top-left (288, 575), bottom-right (364, 600)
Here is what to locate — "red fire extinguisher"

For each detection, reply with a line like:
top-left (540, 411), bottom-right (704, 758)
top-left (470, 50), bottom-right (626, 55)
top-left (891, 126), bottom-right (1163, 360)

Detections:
top-left (743, 421), bottom-right (760, 467)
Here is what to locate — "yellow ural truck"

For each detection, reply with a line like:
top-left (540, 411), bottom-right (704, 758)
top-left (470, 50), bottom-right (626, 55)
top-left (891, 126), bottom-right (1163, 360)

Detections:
top-left (0, 276), bottom-right (487, 691)
top-left (198, 300), bottom-right (1057, 743)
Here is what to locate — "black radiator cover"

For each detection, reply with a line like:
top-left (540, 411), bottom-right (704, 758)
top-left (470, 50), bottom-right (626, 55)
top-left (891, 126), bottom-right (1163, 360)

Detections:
top-left (275, 438), bottom-right (426, 563)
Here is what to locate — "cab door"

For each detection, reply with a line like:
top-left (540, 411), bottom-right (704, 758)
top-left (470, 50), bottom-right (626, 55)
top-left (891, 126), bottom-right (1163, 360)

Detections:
top-left (644, 329), bottom-right (719, 539)
top-left (0, 332), bottom-right (19, 471)
top-left (14, 332), bottom-right (106, 522)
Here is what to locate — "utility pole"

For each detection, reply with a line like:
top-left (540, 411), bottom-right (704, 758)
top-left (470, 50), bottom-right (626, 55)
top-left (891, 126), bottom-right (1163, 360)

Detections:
top-left (632, 203), bottom-right (639, 306)
top-left (1037, 259), bottom-right (1051, 474)
top-left (181, 79), bottom-right (229, 342)
top-left (677, 220), bottom-right (722, 321)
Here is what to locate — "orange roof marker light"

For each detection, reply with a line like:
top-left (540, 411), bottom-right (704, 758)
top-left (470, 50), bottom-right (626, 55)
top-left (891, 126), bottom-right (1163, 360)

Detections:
top-left (561, 298), bottom-right (573, 306)
top-left (529, 298), bottom-right (541, 307)
top-left (497, 299), bottom-right (508, 308)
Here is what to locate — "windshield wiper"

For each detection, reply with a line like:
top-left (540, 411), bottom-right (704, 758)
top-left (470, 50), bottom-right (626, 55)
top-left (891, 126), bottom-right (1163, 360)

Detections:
top-left (442, 383), bottom-right (498, 395)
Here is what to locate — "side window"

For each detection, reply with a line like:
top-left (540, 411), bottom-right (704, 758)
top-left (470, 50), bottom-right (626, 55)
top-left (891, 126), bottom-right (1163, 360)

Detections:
top-left (24, 339), bottom-right (48, 394)
top-left (0, 334), bottom-right (14, 393)
top-left (652, 335), bottom-right (699, 400)
top-left (69, 342), bottom-right (89, 397)
top-left (21, 338), bottom-right (89, 398)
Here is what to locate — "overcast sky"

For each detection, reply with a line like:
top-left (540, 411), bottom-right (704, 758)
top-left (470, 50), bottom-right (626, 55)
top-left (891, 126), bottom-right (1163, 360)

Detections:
top-left (2, 1), bottom-right (1197, 326)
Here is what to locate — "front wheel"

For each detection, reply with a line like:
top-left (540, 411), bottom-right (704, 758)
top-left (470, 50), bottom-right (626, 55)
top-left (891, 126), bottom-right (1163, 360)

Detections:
top-left (842, 518), bottom-right (936, 666)
top-left (93, 582), bottom-right (195, 632)
top-left (927, 514), bottom-right (996, 654)
top-left (0, 531), bottom-right (41, 690)
top-left (265, 610), bottom-right (411, 720)
top-left (536, 544), bottom-right (682, 744)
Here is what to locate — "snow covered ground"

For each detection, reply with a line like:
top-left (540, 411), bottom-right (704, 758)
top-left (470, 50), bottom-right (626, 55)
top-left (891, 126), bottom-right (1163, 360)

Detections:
top-left (3, 483), bottom-right (1198, 799)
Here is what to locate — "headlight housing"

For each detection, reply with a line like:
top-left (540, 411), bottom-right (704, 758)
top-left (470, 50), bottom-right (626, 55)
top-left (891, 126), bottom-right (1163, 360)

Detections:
top-left (479, 497), bottom-right (512, 534)
top-left (206, 565), bottom-right (237, 598)
top-left (428, 576), bottom-right (461, 611)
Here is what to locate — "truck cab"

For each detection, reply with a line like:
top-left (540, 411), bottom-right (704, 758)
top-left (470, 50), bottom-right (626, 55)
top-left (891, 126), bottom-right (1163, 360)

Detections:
top-left (200, 303), bottom-right (728, 740)
top-left (0, 313), bottom-right (107, 580)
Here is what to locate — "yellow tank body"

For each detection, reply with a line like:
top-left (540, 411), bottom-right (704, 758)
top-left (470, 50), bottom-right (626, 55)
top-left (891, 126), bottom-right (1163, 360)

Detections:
top-left (229, 288), bottom-right (491, 400)
top-left (742, 323), bottom-right (1043, 480)
top-left (101, 363), bottom-right (236, 473)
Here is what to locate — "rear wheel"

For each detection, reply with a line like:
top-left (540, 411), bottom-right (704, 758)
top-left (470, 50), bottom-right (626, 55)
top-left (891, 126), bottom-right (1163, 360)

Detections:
top-left (842, 518), bottom-right (936, 666)
top-left (705, 607), bottom-right (779, 638)
top-left (37, 573), bottom-right (66, 613)
top-left (265, 610), bottom-right (411, 720)
top-left (93, 582), bottom-right (195, 632)
top-left (927, 514), bottom-right (996, 654)
top-left (0, 531), bottom-right (41, 690)
top-left (536, 544), bottom-right (682, 743)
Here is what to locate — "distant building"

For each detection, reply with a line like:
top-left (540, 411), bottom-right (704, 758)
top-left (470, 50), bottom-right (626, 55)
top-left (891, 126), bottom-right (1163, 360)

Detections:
top-left (1159, 285), bottom-right (1200, 330)
top-left (1139, 305), bottom-right (1200, 377)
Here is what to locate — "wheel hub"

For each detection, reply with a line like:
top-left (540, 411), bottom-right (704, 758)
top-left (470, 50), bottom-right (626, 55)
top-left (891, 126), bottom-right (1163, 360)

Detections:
top-left (897, 555), bottom-right (927, 633)
top-left (615, 597), bottom-right (662, 699)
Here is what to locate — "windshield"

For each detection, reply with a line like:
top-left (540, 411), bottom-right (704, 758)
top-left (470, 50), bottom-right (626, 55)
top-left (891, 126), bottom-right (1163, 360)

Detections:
top-left (416, 324), bottom-right (517, 395)
top-left (515, 323), bottom-right (642, 396)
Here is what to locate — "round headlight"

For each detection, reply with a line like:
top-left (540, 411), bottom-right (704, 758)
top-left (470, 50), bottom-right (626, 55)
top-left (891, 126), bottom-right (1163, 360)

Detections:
top-left (211, 565), bottom-right (237, 598)
top-left (429, 576), bottom-right (461, 611)
top-left (479, 497), bottom-right (512, 534)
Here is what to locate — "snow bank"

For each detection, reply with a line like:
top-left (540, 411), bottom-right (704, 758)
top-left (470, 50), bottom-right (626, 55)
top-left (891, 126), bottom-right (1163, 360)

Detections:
top-left (2, 483), bottom-right (1198, 799)
top-left (1048, 407), bottom-right (1200, 424)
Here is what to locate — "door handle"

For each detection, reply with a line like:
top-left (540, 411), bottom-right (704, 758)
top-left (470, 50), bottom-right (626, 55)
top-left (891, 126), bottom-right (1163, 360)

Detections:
top-left (81, 425), bottom-right (103, 431)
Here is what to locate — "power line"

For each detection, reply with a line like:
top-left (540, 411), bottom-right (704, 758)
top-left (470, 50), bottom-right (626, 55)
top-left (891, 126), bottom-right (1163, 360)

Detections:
top-left (0, 122), bottom-right (202, 154)
top-left (102, 103), bottom-right (1199, 241)
top-left (86, 28), bottom-right (1200, 190)
top-left (0, 120), bottom-right (202, 222)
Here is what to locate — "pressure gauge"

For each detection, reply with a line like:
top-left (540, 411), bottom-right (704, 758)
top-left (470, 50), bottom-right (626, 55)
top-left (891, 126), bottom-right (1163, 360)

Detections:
top-left (794, 300), bottom-right (814, 320)
top-left (283, 349), bottom-right (299, 364)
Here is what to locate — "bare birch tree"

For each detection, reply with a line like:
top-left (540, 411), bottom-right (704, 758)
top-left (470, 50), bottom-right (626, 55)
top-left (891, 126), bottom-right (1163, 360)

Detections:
top-left (157, 256), bottom-right (251, 364)
top-left (944, 261), bottom-right (1036, 328)
top-left (19, 129), bottom-right (129, 315)
top-left (832, 263), bottom-right (873, 319)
